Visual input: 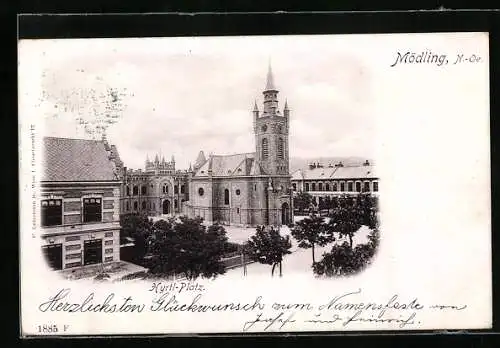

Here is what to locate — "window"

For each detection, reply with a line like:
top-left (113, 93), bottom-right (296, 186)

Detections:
top-left (174, 185), bottom-right (179, 194)
top-left (363, 181), bottom-right (370, 192)
top-left (41, 199), bottom-right (62, 226)
top-left (373, 181), bottom-right (379, 192)
top-left (224, 189), bottom-right (230, 205)
top-left (133, 186), bottom-right (138, 195)
top-left (105, 256), bottom-right (113, 262)
top-left (126, 186), bottom-right (130, 196)
top-left (356, 182), bottom-right (362, 192)
top-left (325, 183), bottom-right (330, 191)
top-left (141, 186), bottom-right (147, 195)
top-left (126, 201), bottom-right (130, 211)
top-left (318, 183), bottom-right (323, 191)
top-left (198, 188), bottom-right (204, 196)
top-left (340, 182), bottom-right (345, 192)
top-left (174, 200), bottom-right (178, 209)
top-left (236, 208), bottom-right (240, 214)
top-left (305, 183), bottom-right (310, 191)
top-left (292, 183), bottom-right (297, 191)
top-left (262, 138), bottom-right (269, 159)
top-left (311, 183), bottom-right (316, 191)
top-left (235, 189), bottom-right (241, 196)
top-left (332, 182), bottom-right (338, 191)
top-left (83, 198), bottom-right (102, 223)
top-left (163, 184), bottom-right (169, 194)
top-left (254, 184), bottom-right (257, 191)
top-left (153, 203), bottom-right (155, 210)
top-left (181, 185), bottom-right (185, 194)
top-left (134, 201), bottom-right (138, 210)
top-left (348, 182), bottom-right (354, 192)
top-left (105, 240), bottom-right (113, 246)
top-left (142, 201), bottom-right (146, 210)
top-left (278, 138), bottom-right (284, 159)
top-left (261, 124), bottom-right (267, 132)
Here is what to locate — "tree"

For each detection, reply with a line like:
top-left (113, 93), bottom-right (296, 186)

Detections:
top-left (313, 229), bottom-right (380, 277)
top-left (326, 203), bottom-right (362, 248)
top-left (291, 214), bottom-right (333, 264)
top-left (293, 191), bottom-right (313, 214)
top-left (245, 226), bottom-right (292, 277)
top-left (120, 213), bottom-right (154, 264)
top-left (147, 217), bottom-right (228, 280)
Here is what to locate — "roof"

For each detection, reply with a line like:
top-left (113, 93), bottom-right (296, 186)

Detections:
top-left (291, 164), bottom-right (377, 181)
top-left (193, 152), bottom-right (265, 177)
top-left (42, 137), bottom-right (121, 182)
top-left (265, 63), bottom-right (276, 91)
top-left (193, 150), bottom-right (207, 170)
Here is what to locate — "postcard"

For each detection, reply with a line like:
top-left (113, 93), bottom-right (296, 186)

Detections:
top-left (18, 32), bottom-right (491, 336)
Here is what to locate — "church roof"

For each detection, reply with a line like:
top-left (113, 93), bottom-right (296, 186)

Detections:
top-left (265, 63), bottom-right (276, 91)
top-left (291, 163), bottom-right (377, 181)
top-left (194, 150), bottom-right (207, 169)
top-left (193, 152), bottom-right (260, 177)
top-left (42, 137), bottom-right (121, 182)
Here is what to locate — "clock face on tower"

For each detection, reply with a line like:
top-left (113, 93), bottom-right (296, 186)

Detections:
top-left (261, 124), bottom-right (267, 132)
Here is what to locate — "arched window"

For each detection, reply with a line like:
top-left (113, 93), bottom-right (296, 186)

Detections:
top-left (325, 183), bottom-right (330, 191)
top-left (364, 181), bottom-right (371, 192)
top-left (318, 183), bottom-right (323, 191)
top-left (340, 182), bottom-right (345, 192)
top-left (141, 185), bottom-right (147, 195)
top-left (373, 181), bottom-right (379, 192)
top-left (133, 201), bottom-right (138, 210)
top-left (261, 138), bottom-right (269, 160)
top-left (332, 181), bottom-right (338, 191)
top-left (180, 185), bottom-right (185, 194)
top-left (133, 186), bottom-right (138, 196)
top-left (348, 182), bottom-right (354, 192)
top-left (311, 183), bottom-right (316, 191)
top-left (126, 186), bottom-right (130, 196)
top-left (277, 138), bottom-right (284, 159)
top-left (224, 189), bottom-right (229, 205)
top-left (126, 201), bottom-right (129, 211)
top-left (355, 182), bottom-right (362, 192)
top-left (174, 185), bottom-right (179, 194)
top-left (142, 201), bottom-right (146, 210)
top-left (305, 183), bottom-right (310, 191)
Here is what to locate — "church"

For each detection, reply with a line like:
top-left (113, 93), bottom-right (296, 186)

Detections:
top-left (184, 65), bottom-right (293, 226)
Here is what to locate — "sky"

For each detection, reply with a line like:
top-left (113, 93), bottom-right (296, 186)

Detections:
top-left (20, 35), bottom-right (378, 170)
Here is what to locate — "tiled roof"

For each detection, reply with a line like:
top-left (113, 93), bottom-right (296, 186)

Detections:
top-left (42, 137), bottom-right (120, 182)
top-left (291, 164), bottom-right (377, 181)
top-left (193, 152), bottom-right (257, 177)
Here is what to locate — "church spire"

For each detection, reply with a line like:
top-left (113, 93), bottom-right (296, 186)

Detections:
top-left (265, 62), bottom-right (276, 91)
top-left (253, 99), bottom-right (259, 112)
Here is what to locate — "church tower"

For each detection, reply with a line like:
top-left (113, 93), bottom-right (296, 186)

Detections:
top-left (254, 63), bottom-right (290, 175)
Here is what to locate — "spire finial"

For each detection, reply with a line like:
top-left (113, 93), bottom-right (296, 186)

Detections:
top-left (253, 99), bottom-right (259, 111)
top-left (284, 99), bottom-right (289, 110)
top-left (265, 60), bottom-right (276, 91)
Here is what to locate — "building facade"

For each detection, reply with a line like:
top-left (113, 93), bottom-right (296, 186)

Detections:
top-left (184, 65), bottom-right (293, 226)
top-left (40, 137), bottom-right (123, 270)
top-left (120, 155), bottom-right (189, 217)
top-left (291, 160), bottom-right (379, 206)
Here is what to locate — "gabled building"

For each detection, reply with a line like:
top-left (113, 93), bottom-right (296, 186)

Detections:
top-left (184, 64), bottom-right (293, 226)
top-left (40, 136), bottom-right (123, 270)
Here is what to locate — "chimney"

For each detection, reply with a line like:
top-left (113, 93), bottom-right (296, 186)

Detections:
top-left (364, 160), bottom-right (370, 166)
top-left (308, 163), bottom-right (316, 170)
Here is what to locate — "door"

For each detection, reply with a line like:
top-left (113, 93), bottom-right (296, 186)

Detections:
top-left (281, 202), bottom-right (290, 225)
top-left (162, 199), bottom-right (170, 214)
top-left (42, 244), bottom-right (62, 270)
top-left (84, 239), bottom-right (102, 266)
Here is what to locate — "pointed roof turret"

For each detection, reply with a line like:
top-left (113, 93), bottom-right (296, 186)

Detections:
top-left (194, 150), bottom-right (207, 169)
top-left (284, 99), bottom-right (289, 110)
top-left (265, 62), bottom-right (276, 91)
top-left (171, 155), bottom-right (175, 163)
top-left (161, 156), bottom-right (165, 163)
top-left (253, 99), bottom-right (259, 112)
top-left (154, 154), bottom-right (159, 163)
